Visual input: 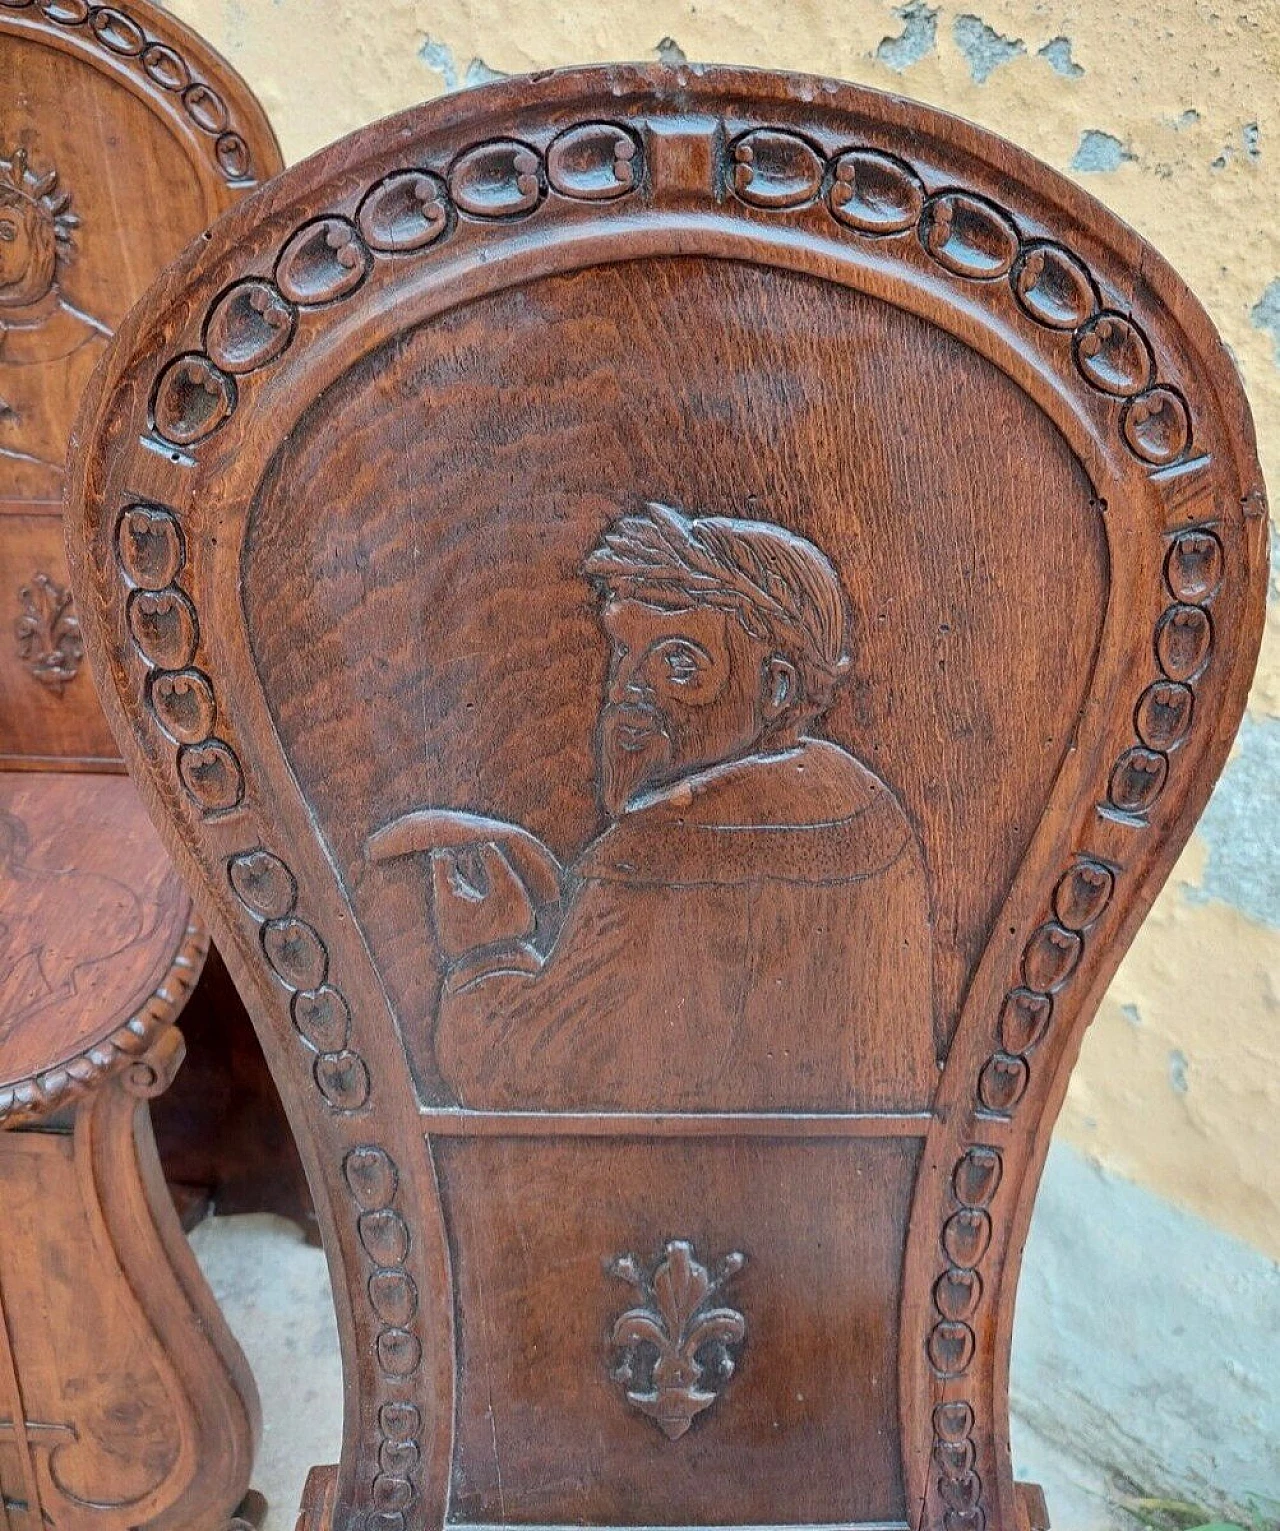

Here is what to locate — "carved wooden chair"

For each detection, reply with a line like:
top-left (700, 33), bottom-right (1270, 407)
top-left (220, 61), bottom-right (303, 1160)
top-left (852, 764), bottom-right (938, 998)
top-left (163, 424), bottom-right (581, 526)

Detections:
top-left (66, 66), bottom-right (1268, 1531)
top-left (0, 4), bottom-right (282, 1525)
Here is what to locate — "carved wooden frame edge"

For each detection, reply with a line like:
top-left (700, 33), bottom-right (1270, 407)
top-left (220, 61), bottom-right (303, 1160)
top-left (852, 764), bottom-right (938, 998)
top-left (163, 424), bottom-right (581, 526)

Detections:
top-left (0, 915), bottom-right (208, 1129)
top-left (38, 1020), bottom-right (263, 1527)
top-left (0, 0), bottom-right (282, 195)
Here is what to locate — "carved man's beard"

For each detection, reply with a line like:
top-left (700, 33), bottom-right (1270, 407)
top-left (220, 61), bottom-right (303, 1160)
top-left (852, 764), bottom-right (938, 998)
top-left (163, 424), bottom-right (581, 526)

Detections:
top-left (599, 701), bottom-right (675, 817)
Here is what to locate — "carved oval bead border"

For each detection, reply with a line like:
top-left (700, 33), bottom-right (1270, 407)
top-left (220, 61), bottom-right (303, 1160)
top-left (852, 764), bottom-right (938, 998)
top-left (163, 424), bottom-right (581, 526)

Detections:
top-left (147, 121), bottom-right (646, 447)
top-left (918, 527), bottom-right (1227, 1521)
top-left (142, 116), bottom-right (1193, 477)
top-left (920, 521), bottom-right (1232, 1528)
top-left (226, 847), bottom-right (372, 1112)
top-left (114, 493), bottom-right (429, 1517)
top-left (222, 845), bottom-right (427, 1524)
top-left (1, 0), bottom-right (261, 181)
top-left (116, 502), bottom-right (247, 817)
top-left (344, 1146), bottom-right (425, 1526)
top-left (0, 918), bottom-right (206, 1127)
top-left (726, 127), bottom-right (1192, 468)
top-left (928, 1146), bottom-right (1004, 1523)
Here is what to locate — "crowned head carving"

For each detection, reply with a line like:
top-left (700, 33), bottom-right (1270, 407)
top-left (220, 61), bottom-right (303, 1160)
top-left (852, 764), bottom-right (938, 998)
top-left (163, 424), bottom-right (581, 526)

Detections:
top-left (0, 145), bottom-right (77, 307)
top-left (584, 503), bottom-right (854, 817)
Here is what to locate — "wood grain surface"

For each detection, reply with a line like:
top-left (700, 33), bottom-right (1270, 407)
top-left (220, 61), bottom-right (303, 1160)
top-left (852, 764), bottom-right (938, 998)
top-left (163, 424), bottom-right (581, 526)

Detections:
top-left (0, 770), bottom-right (197, 1124)
top-left (0, 1029), bottom-right (261, 1529)
top-left (1, 6), bottom-right (280, 1524)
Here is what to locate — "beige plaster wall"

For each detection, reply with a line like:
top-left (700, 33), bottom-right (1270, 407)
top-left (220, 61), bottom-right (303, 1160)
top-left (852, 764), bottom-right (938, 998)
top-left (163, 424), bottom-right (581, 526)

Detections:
top-left (171, 0), bottom-right (1280, 1261)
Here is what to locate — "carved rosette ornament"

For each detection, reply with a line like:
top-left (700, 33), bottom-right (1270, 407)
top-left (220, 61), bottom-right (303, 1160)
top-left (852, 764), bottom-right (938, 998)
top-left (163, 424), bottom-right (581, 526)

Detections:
top-left (609, 1241), bottom-right (747, 1440)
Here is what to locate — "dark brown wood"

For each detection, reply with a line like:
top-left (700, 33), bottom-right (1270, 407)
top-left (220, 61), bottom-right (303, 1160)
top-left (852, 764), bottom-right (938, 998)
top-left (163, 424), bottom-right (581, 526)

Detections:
top-left (0, 0), bottom-right (303, 1235)
top-left (151, 944), bottom-right (318, 1241)
top-left (64, 65), bottom-right (1270, 1531)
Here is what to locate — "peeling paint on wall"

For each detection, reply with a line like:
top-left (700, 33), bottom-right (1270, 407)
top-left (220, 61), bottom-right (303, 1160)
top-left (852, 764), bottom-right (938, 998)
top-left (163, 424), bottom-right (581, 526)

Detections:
top-left (875, 1), bottom-right (938, 71)
top-left (1190, 715), bottom-right (1280, 928)
top-left (1071, 129), bottom-right (1135, 172)
top-left (1244, 121), bottom-right (1261, 161)
top-left (419, 35), bottom-right (507, 91)
top-left (1038, 36), bottom-right (1083, 78)
top-left (953, 14), bottom-right (1024, 84)
top-left (1214, 122), bottom-right (1263, 172)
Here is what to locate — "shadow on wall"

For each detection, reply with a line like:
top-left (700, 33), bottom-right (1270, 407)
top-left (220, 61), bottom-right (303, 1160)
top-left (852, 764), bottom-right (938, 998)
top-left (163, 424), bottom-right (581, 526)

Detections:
top-left (1011, 1141), bottom-right (1280, 1523)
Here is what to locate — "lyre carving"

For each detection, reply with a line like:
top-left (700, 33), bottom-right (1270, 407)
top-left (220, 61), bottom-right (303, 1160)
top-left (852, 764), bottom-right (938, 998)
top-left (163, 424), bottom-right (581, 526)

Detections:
top-left (608, 1240), bottom-right (746, 1440)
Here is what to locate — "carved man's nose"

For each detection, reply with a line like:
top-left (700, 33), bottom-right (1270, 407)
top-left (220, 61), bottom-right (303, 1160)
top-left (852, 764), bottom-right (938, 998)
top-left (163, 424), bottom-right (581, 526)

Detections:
top-left (609, 652), bottom-right (651, 704)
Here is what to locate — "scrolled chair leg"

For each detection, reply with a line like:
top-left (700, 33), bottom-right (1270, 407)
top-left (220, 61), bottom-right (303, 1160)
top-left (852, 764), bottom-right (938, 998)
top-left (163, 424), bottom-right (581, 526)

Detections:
top-left (226, 1487), bottom-right (270, 1529)
top-left (0, 1025), bottom-right (262, 1530)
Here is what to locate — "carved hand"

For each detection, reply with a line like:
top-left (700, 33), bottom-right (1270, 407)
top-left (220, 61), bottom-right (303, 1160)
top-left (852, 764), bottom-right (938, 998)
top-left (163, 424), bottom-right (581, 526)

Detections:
top-left (367, 808), bottom-right (565, 962)
top-left (429, 841), bottom-right (538, 959)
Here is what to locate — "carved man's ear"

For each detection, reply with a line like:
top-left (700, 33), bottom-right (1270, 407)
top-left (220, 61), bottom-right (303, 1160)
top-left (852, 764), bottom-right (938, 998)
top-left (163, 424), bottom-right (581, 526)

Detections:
top-left (763, 656), bottom-right (797, 718)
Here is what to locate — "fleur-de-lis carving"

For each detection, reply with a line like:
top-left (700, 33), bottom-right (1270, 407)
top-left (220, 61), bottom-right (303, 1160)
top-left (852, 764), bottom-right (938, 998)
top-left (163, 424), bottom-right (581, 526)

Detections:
top-left (608, 1239), bottom-right (746, 1440)
top-left (15, 572), bottom-right (82, 693)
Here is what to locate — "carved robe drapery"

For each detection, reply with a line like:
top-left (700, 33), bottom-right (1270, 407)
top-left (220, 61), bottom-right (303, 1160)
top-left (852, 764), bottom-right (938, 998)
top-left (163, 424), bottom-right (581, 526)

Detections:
top-left (435, 738), bottom-right (936, 1111)
top-left (0, 289), bottom-right (108, 500)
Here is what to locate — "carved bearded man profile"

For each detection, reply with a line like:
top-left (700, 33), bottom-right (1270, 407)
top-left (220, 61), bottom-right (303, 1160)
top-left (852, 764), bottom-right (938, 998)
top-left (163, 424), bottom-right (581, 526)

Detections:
top-left (370, 502), bottom-right (937, 1111)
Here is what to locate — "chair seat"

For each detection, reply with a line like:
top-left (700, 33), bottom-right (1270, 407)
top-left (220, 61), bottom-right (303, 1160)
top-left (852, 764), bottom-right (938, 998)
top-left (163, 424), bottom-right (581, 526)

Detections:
top-left (0, 770), bottom-right (205, 1126)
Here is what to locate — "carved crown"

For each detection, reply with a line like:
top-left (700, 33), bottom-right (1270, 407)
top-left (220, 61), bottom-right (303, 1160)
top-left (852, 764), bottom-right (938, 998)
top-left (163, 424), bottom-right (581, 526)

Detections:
top-left (0, 144), bottom-right (77, 257)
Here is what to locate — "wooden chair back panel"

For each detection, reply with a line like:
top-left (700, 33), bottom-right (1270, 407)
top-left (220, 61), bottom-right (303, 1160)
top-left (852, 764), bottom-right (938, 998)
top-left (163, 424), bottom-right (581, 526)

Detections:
top-left (65, 67), bottom-right (1268, 1531)
top-left (1, 3), bottom-right (280, 767)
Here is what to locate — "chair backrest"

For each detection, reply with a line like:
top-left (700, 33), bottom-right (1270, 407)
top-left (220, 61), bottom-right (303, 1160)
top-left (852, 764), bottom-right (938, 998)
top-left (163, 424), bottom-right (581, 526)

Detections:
top-left (1, 0), bottom-right (280, 769)
top-left (65, 66), bottom-right (1268, 1531)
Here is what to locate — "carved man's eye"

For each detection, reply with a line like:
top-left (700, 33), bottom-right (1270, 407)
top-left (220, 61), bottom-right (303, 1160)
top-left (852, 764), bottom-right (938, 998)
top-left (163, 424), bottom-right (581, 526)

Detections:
top-left (636, 634), bottom-right (722, 705)
top-left (664, 643), bottom-right (702, 684)
top-left (0, 220), bottom-right (16, 243)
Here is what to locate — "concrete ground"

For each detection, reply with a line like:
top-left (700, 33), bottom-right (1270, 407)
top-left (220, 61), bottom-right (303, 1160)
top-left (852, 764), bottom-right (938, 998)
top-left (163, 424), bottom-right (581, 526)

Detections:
top-left (190, 1139), bottom-right (1278, 1530)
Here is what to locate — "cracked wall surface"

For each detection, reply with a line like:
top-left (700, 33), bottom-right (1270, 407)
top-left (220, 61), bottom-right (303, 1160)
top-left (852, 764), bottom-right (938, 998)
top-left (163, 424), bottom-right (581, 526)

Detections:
top-left (167, 0), bottom-right (1279, 1265)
